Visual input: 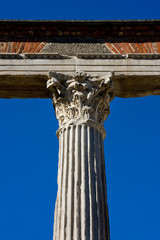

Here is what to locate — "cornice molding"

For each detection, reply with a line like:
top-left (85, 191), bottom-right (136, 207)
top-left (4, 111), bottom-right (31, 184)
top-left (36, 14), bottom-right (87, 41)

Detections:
top-left (0, 53), bottom-right (160, 60)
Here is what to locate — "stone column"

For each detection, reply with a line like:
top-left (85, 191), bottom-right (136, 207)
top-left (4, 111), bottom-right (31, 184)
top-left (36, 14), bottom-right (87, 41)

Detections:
top-left (47, 71), bottom-right (113, 240)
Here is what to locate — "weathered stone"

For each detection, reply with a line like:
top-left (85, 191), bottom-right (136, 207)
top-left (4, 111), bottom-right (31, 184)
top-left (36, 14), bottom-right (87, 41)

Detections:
top-left (42, 37), bottom-right (111, 55)
top-left (0, 20), bottom-right (160, 240)
top-left (47, 71), bottom-right (113, 127)
top-left (0, 54), bottom-right (160, 98)
top-left (47, 71), bottom-right (113, 240)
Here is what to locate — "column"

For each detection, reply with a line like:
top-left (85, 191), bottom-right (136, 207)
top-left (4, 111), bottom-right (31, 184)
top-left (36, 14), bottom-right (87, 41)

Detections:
top-left (47, 71), bottom-right (113, 240)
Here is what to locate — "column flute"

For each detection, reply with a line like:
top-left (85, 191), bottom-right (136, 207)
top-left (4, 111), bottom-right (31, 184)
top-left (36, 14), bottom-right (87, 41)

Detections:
top-left (47, 71), bottom-right (113, 240)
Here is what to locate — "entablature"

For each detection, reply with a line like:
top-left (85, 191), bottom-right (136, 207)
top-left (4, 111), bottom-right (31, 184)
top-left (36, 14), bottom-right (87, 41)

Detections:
top-left (0, 53), bottom-right (160, 99)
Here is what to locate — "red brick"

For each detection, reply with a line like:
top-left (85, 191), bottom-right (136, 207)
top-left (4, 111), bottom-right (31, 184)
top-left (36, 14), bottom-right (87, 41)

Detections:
top-left (105, 43), bottom-right (119, 54)
top-left (25, 42), bottom-right (34, 53)
top-left (118, 42), bottom-right (131, 53)
top-left (144, 43), bottom-right (152, 53)
top-left (18, 42), bottom-right (25, 53)
top-left (11, 42), bottom-right (17, 53)
top-left (29, 42), bottom-right (41, 53)
top-left (124, 43), bottom-right (135, 53)
top-left (140, 43), bottom-right (148, 53)
top-left (147, 42), bottom-right (154, 53)
top-left (22, 42), bottom-right (31, 53)
top-left (35, 42), bottom-right (46, 53)
top-left (4, 42), bottom-right (8, 53)
top-left (15, 42), bottom-right (21, 53)
top-left (135, 43), bottom-right (145, 53)
top-left (112, 43), bottom-right (125, 54)
top-left (130, 43), bottom-right (140, 53)
top-left (156, 42), bottom-right (160, 53)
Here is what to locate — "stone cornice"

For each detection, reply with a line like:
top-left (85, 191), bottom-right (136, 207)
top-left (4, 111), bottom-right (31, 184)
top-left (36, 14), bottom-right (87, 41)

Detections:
top-left (0, 53), bottom-right (70, 59)
top-left (0, 56), bottom-right (160, 98)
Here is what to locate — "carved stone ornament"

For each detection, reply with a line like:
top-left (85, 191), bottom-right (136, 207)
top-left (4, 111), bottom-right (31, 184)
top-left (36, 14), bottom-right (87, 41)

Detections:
top-left (47, 71), bottom-right (114, 127)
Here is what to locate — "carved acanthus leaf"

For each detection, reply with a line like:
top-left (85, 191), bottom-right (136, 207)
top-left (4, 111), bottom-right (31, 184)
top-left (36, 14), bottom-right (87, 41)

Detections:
top-left (47, 71), bottom-right (114, 126)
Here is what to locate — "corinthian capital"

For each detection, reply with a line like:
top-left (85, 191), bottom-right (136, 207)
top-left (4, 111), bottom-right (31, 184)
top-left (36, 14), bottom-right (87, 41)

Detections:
top-left (47, 71), bottom-right (114, 127)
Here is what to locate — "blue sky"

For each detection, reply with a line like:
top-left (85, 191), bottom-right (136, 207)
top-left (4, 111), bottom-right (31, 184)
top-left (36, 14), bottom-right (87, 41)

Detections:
top-left (0, 0), bottom-right (160, 20)
top-left (0, 1), bottom-right (160, 240)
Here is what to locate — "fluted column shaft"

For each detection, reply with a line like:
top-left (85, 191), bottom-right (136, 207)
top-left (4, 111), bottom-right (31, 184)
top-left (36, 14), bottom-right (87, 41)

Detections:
top-left (53, 121), bottom-right (110, 240)
top-left (46, 71), bottom-right (113, 240)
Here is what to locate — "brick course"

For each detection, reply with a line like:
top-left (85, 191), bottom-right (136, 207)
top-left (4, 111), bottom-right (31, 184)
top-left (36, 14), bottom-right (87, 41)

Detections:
top-left (0, 20), bottom-right (160, 54)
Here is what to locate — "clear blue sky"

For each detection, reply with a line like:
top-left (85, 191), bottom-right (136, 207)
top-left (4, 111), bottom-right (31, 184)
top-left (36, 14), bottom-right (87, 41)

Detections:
top-left (0, 1), bottom-right (160, 240)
